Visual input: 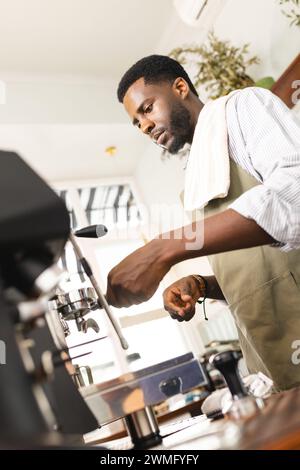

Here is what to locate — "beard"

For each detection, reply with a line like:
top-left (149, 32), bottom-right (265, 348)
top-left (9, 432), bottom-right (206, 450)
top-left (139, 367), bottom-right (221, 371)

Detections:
top-left (167, 102), bottom-right (193, 154)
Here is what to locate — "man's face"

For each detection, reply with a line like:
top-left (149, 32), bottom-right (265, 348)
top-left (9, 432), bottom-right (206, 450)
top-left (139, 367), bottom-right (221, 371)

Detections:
top-left (123, 77), bottom-right (193, 154)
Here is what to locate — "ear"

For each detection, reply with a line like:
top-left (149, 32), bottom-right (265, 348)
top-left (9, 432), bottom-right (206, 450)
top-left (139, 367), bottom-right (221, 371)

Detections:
top-left (172, 77), bottom-right (189, 99)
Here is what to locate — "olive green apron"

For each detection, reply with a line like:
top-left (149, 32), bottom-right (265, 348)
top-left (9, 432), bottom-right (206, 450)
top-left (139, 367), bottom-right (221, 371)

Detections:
top-left (204, 161), bottom-right (300, 391)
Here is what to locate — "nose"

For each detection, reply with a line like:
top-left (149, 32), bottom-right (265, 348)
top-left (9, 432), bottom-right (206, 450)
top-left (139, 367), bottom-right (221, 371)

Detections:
top-left (140, 117), bottom-right (154, 136)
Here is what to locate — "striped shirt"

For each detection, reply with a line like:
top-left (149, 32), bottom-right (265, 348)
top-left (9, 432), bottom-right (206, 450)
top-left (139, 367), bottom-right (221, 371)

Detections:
top-left (225, 87), bottom-right (300, 252)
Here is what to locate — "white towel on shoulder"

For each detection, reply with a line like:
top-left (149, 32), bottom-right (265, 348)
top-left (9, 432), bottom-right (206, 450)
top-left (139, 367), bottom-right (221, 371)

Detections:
top-left (184, 90), bottom-right (239, 211)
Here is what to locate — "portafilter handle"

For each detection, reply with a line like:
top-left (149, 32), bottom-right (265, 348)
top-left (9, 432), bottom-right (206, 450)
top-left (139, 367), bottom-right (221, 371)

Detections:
top-left (212, 350), bottom-right (247, 399)
top-left (69, 233), bottom-right (128, 350)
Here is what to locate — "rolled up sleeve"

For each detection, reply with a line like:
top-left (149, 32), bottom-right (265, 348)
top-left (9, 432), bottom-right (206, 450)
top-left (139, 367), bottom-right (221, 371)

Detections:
top-left (227, 87), bottom-right (300, 251)
top-left (230, 161), bottom-right (300, 251)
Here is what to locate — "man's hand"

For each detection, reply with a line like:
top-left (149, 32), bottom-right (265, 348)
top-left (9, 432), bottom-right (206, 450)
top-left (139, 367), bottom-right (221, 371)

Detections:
top-left (163, 275), bottom-right (204, 322)
top-left (106, 239), bottom-right (171, 307)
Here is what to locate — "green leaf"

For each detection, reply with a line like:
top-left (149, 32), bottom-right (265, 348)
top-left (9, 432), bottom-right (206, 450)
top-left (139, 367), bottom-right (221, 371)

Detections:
top-left (255, 76), bottom-right (275, 89)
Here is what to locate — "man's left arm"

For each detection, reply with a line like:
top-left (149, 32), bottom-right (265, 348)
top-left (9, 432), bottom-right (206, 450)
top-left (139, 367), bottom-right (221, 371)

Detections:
top-left (106, 88), bottom-right (300, 307)
top-left (106, 209), bottom-right (274, 307)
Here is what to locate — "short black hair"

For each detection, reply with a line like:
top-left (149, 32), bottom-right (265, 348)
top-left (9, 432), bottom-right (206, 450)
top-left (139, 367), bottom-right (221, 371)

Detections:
top-left (117, 54), bottom-right (198, 103)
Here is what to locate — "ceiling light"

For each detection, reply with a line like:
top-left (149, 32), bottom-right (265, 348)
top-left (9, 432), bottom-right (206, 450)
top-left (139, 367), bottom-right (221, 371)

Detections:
top-left (105, 146), bottom-right (117, 156)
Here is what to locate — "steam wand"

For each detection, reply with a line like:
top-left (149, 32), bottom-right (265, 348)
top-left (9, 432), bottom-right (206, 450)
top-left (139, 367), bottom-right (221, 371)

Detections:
top-left (69, 233), bottom-right (128, 350)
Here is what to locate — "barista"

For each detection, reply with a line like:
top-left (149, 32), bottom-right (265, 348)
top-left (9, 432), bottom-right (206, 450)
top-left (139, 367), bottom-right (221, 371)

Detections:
top-left (106, 55), bottom-right (300, 391)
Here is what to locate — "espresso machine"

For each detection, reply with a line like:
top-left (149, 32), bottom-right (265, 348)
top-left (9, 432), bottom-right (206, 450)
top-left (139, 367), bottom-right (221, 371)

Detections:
top-left (0, 151), bottom-right (272, 451)
top-left (0, 150), bottom-right (202, 450)
top-left (0, 151), bottom-right (98, 448)
top-left (47, 225), bottom-right (208, 449)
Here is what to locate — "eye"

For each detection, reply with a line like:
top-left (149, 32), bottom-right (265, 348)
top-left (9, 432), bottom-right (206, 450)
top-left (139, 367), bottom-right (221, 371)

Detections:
top-left (144, 103), bottom-right (153, 113)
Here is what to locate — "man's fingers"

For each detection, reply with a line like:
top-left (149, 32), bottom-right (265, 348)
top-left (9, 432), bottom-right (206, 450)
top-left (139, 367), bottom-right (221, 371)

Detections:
top-left (163, 277), bottom-right (200, 323)
top-left (181, 302), bottom-right (193, 314)
top-left (170, 313), bottom-right (184, 322)
top-left (181, 294), bottom-right (193, 302)
top-left (164, 302), bottom-right (184, 316)
top-left (177, 307), bottom-right (196, 322)
top-left (166, 301), bottom-right (185, 314)
top-left (163, 297), bottom-right (195, 318)
top-left (165, 306), bottom-right (184, 321)
top-left (165, 302), bottom-right (195, 322)
top-left (164, 288), bottom-right (187, 310)
top-left (164, 296), bottom-right (194, 315)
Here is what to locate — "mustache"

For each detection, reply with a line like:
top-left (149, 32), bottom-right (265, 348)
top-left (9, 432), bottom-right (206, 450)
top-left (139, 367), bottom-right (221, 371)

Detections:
top-left (151, 126), bottom-right (166, 141)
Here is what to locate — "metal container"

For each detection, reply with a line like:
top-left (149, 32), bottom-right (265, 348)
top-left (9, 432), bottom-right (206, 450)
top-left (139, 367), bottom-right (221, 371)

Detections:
top-left (80, 352), bottom-right (207, 425)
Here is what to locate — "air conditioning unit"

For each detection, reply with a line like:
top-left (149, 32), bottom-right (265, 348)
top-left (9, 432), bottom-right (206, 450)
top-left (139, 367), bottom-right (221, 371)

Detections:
top-left (173, 0), bottom-right (227, 27)
top-left (173, 0), bottom-right (208, 26)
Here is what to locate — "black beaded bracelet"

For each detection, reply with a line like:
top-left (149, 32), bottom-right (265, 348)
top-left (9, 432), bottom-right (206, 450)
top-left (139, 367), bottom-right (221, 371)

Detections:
top-left (192, 274), bottom-right (208, 321)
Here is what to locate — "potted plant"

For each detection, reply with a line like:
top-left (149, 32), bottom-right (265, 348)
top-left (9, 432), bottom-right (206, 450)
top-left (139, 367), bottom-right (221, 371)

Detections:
top-left (277, 0), bottom-right (300, 27)
top-left (169, 31), bottom-right (274, 100)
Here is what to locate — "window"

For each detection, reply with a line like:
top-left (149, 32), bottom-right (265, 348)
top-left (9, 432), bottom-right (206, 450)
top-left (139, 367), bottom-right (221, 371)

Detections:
top-left (53, 178), bottom-right (189, 382)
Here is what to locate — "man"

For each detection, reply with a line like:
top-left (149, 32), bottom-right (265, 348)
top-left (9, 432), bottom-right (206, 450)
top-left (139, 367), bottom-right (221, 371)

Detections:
top-left (106, 55), bottom-right (300, 391)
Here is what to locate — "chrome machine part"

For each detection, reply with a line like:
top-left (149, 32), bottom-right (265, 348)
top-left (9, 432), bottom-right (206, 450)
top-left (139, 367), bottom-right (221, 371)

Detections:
top-left (51, 287), bottom-right (97, 320)
top-left (72, 365), bottom-right (94, 389)
top-left (124, 406), bottom-right (162, 449)
top-left (69, 233), bottom-right (128, 349)
top-left (45, 308), bottom-right (69, 351)
top-left (48, 287), bottom-right (100, 333)
top-left (81, 353), bottom-right (207, 426)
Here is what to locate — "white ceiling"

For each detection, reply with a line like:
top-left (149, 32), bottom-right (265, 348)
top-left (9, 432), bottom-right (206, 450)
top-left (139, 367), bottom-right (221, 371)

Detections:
top-left (0, 123), bottom-right (151, 182)
top-left (0, 0), bottom-right (174, 77)
top-left (0, 0), bottom-right (175, 181)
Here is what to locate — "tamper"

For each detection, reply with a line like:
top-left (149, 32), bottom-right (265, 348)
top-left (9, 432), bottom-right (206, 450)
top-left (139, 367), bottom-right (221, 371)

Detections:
top-left (212, 350), bottom-right (264, 419)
